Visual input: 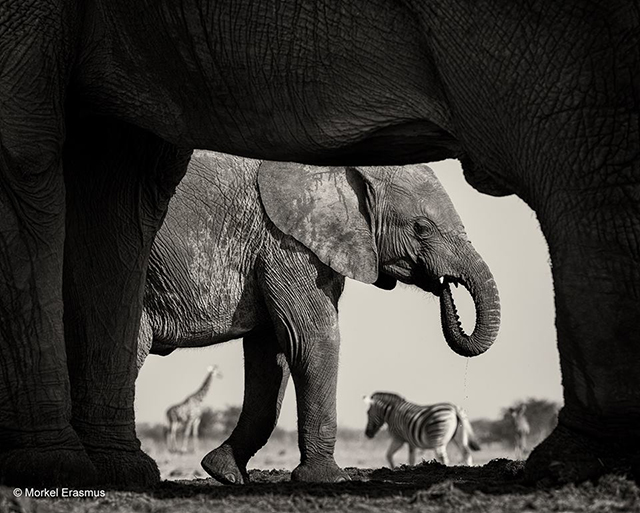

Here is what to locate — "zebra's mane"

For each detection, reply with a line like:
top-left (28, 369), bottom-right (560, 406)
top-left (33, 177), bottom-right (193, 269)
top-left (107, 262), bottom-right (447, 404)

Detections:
top-left (372, 392), bottom-right (405, 405)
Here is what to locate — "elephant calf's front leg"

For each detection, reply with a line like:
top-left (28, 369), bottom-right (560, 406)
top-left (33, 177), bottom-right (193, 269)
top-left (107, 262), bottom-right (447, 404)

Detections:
top-left (259, 251), bottom-right (348, 483)
top-left (287, 327), bottom-right (348, 483)
top-left (276, 316), bottom-right (347, 481)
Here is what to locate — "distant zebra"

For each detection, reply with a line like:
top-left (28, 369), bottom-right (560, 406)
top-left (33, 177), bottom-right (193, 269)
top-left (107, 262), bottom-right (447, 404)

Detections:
top-left (364, 392), bottom-right (480, 468)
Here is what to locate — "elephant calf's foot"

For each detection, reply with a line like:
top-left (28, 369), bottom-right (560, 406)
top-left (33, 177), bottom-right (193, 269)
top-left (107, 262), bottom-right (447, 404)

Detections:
top-left (201, 444), bottom-right (249, 485)
top-left (291, 458), bottom-right (350, 483)
top-left (0, 448), bottom-right (98, 488)
top-left (87, 449), bottom-right (160, 489)
top-left (525, 423), bottom-right (639, 485)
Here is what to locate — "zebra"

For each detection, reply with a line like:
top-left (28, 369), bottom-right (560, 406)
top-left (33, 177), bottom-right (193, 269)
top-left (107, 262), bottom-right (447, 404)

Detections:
top-left (363, 392), bottom-right (480, 468)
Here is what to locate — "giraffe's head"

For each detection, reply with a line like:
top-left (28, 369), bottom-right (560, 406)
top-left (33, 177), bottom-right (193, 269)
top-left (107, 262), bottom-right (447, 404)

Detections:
top-left (207, 365), bottom-right (223, 379)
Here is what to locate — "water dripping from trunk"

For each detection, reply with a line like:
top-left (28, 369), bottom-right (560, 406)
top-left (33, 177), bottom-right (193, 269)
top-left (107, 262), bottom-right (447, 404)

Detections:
top-left (463, 359), bottom-right (470, 411)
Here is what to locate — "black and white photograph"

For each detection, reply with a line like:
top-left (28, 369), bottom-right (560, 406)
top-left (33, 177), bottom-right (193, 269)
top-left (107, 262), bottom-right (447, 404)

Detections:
top-left (0, 1), bottom-right (639, 512)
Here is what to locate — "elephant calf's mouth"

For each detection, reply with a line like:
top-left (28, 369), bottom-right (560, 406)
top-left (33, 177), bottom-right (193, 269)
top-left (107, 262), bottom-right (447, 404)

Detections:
top-left (440, 278), bottom-right (471, 335)
top-left (422, 274), bottom-right (462, 297)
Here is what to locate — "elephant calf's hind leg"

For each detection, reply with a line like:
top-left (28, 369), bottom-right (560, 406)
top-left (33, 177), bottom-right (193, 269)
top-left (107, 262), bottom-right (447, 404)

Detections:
top-left (202, 329), bottom-right (290, 484)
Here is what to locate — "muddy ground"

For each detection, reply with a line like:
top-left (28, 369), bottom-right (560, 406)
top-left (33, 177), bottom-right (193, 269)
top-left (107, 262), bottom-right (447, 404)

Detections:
top-left (2, 460), bottom-right (639, 513)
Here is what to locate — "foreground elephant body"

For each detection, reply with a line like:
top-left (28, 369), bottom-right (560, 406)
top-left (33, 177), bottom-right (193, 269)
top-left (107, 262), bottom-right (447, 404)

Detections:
top-left (0, 0), bottom-right (638, 487)
top-left (138, 151), bottom-right (499, 483)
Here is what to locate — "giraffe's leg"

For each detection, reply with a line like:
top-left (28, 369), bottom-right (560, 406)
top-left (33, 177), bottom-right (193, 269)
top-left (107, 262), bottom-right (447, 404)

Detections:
top-left (192, 417), bottom-right (201, 454)
top-left (174, 423), bottom-right (183, 453)
top-left (435, 446), bottom-right (449, 465)
top-left (167, 421), bottom-right (177, 453)
top-left (181, 419), bottom-right (194, 453)
top-left (171, 420), bottom-right (181, 453)
top-left (202, 327), bottom-right (289, 484)
top-left (408, 444), bottom-right (416, 466)
top-left (515, 436), bottom-right (523, 459)
top-left (386, 437), bottom-right (404, 469)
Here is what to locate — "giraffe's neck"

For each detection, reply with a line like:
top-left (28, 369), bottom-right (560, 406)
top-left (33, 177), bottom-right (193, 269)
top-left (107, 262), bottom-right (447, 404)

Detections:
top-left (188, 371), bottom-right (213, 403)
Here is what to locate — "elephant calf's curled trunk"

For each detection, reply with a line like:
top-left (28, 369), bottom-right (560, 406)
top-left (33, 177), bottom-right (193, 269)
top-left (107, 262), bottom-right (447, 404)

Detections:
top-left (439, 260), bottom-right (500, 357)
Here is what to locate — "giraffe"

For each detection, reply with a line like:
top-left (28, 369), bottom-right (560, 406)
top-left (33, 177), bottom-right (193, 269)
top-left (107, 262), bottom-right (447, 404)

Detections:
top-left (166, 365), bottom-right (222, 453)
top-left (508, 404), bottom-right (531, 460)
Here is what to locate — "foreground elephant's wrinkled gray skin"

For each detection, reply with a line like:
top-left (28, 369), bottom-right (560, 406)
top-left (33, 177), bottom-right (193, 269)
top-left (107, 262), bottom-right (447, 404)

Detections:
top-left (136, 151), bottom-right (500, 484)
top-left (0, 0), bottom-right (638, 489)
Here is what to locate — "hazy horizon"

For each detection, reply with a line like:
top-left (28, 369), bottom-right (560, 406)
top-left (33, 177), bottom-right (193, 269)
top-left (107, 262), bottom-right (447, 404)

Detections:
top-left (135, 158), bottom-right (562, 430)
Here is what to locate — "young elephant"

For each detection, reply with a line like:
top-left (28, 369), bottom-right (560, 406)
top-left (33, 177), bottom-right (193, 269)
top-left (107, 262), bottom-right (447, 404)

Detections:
top-left (139, 151), bottom-right (501, 484)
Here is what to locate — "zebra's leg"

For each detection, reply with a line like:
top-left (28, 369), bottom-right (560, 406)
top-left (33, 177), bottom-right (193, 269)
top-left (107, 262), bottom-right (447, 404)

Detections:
top-left (453, 438), bottom-right (473, 465)
top-left (202, 327), bottom-right (289, 485)
top-left (452, 428), bottom-right (473, 465)
top-left (408, 444), bottom-right (416, 466)
top-left (386, 437), bottom-right (404, 469)
top-left (435, 446), bottom-right (449, 466)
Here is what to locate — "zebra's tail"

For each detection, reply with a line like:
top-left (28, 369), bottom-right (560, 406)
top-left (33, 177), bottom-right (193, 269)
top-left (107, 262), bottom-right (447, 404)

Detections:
top-left (456, 407), bottom-right (481, 451)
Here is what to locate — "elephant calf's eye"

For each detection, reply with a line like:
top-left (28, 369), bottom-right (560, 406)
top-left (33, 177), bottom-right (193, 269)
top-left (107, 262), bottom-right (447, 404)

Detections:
top-left (413, 220), bottom-right (436, 238)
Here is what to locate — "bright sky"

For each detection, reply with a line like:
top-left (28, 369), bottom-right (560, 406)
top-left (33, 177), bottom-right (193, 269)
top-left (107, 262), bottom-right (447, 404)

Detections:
top-left (135, 158), bottom-right (562, 431)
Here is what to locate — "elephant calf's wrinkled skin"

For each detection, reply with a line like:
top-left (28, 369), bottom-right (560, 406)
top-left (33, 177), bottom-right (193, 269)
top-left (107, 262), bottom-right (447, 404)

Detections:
top-left (138, 151), bottom-right (500, 484)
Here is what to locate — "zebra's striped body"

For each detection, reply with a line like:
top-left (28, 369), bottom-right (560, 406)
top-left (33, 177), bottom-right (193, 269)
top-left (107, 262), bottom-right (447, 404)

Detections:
top-left (364, 392), bottom-right (480, 468)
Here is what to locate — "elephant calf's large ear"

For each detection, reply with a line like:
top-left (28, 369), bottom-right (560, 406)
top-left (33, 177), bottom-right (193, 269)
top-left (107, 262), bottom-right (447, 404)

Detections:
top-left (258, 161), bottom-right (378, 284)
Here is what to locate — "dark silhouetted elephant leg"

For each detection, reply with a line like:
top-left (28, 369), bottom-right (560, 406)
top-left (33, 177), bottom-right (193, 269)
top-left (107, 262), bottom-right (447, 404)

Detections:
top-left (526, 189), bottom-right (640, 484)
top-left (202, 328), bottom-right (290, 484)
top-left (525, 424), bottom-right (608, 484)
top-left (0, 146), bottom-right (98, 487)
top-left (0, 23), bottom-right (99, 485)
top-left (63, 117), bottom-right (191, 487)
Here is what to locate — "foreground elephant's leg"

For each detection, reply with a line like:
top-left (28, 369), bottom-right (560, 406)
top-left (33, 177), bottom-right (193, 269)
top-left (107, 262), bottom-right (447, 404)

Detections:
top-left (202, 329), bottom-right (290, 484)
top-left (0, 146), bottom-right (98, 486)
top-left (0, 14), bottom-right (98, 484)
top-left (63, 118), bottom-right (190, 487)
top-left (525, 189), bottom-right (640, 483)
